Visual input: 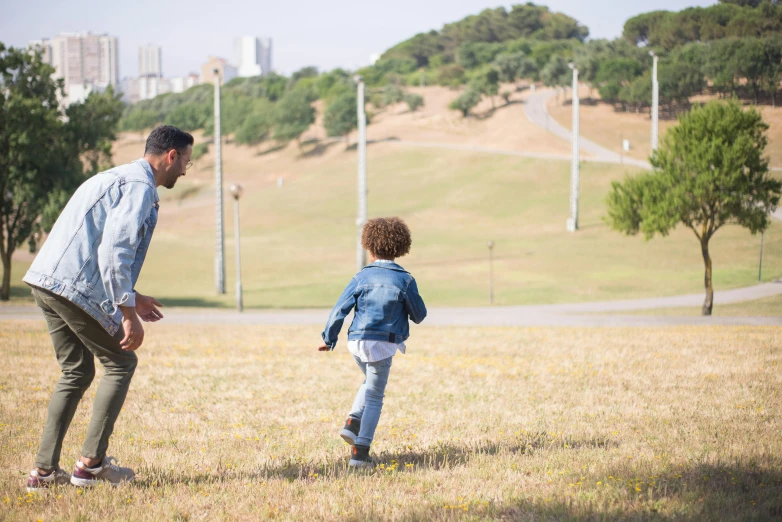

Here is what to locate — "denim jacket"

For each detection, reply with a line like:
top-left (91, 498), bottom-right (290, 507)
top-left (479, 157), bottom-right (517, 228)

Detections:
top-left (321, 261), bottom-right (427, 349)
top-left (23, 159), bottom-right (159, 335)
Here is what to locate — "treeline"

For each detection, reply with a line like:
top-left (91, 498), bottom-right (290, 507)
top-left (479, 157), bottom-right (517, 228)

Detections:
top-left (120, 1), bottom-right (782, 134)
top-left (120, 69), bottom-right (423, 147)
top-left (623, 0), bottom-right (782, 50)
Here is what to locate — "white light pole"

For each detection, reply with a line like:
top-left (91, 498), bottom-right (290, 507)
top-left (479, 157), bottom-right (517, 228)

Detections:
top-left (355, 75), bottom-right (368, 271)
top-left (230, 184), bottom-right (244, 312)
top-left (487, 240), bottom-right (494, 305)
top-left (567, 63), bottom-right (580, 232)
top-left (213, 68), bottom-right (226, 294)
top-left (758, 230), bottom-right (766, 283)
top-left (650, 50), bottom-right (659, 153)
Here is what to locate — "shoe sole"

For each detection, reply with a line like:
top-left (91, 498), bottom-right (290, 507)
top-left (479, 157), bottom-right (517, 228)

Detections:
top-left (349, 459), bottom-right (375, 469)
top-left (70, 476), bottom-right (134, 487)
top-left (340, 429), bottom-right (357, 446)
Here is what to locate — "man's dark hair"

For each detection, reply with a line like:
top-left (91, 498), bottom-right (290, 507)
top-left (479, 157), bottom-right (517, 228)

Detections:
top-left (144, 125), bottom-right (194, 155)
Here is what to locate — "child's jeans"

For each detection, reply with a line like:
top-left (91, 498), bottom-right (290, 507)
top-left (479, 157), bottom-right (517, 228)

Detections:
top-left (349, 355), bottom-right (393, 447)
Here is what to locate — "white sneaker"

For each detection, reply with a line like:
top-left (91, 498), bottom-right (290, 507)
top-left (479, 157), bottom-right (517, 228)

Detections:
top-left (70, 457), bottom-right (135, 487)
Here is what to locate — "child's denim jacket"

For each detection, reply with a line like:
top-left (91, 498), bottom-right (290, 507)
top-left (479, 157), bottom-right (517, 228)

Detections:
top-left (322, 261), bottom-right (427, 349)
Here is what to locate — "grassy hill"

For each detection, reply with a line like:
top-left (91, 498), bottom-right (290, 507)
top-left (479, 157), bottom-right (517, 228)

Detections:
top-left (7, 87), bottom-right (781, 309)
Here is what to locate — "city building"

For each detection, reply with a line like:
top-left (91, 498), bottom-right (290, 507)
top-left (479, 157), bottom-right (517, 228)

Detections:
top-left (201, 56), bottom-right (237, 84)
top-left (234, 36), bottom-right (272, 77)
top-left (139, 44), bottom-right (162, 78)
top-left (29, 32), bottom-right (119, 105)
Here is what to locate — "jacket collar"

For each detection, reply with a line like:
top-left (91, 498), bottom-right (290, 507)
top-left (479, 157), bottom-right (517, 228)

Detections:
top-left (134, 159), bottom-right (160, 203)
top-left (361, 261), bottom-right (408, 273)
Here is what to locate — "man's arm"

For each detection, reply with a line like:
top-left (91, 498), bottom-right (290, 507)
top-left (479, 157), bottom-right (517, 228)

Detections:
top-left (98, 181), bottom-right (155, 312)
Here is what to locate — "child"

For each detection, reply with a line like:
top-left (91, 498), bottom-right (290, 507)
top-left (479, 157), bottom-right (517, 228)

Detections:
top-left (318, 217), bottom-right (427, 468)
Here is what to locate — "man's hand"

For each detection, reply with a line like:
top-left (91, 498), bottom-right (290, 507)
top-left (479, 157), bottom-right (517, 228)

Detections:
top-left (120, 307), bottom-right (144, 351)
top-left (135, 292), bottom-right (164, 322)
top-left (317, 343), bottom-right (331, 352)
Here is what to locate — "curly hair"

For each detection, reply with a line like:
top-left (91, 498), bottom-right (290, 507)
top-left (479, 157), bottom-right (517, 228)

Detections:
top-left (361, 217), bottom-right (412, 260)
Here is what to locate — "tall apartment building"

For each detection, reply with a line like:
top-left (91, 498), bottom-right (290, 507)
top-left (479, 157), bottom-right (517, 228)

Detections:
top-left (29, 32), bottom-right (119, 105)
top-left (233, 36), bottom-right (273, 77)
top-left (139, 44), bottom-right (162, 78)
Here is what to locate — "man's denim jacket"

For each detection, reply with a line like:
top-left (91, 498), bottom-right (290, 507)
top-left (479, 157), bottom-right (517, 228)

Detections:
top-left (24, 159), bottom-right (159, 335)
top-left (321, 261), bottom-right (427, 349)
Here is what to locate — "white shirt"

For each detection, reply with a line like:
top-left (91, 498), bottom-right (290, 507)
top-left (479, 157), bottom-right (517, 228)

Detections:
top-left (347, 339), bottom-right (406, 363)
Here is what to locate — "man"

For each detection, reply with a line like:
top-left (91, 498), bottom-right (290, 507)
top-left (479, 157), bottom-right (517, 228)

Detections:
top-left (22, 125), bottom-right (193, 490)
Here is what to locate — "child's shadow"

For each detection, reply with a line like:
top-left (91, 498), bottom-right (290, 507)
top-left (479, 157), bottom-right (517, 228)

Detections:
top-left (134, 432), bottom-right (618, 487)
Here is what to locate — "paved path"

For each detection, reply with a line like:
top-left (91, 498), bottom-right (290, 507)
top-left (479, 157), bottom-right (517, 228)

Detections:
top-left (523, 90), bottom-right (652, 170)
top-left (3, 281), bottom-right (779, 326)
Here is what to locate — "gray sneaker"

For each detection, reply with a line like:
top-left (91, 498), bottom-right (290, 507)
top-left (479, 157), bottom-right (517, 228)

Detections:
top-left (70, 457), bottom-right (135, 487)
top-left (26, 468), bottom-right (71, 492)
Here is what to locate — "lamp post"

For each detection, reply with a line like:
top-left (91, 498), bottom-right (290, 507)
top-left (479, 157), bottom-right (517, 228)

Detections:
top-left (649, 50), bottom-right (659, 153)
top-left (355, 75), bottom-right (367, 271)
top-left (567, 62), bottom-right (580, 232)
top-left (229, 184), bottom-right (243, 312)
top-left (488, 240), bottom-right (494, 305)
top-left (214, 68), bottom-right (225, 294)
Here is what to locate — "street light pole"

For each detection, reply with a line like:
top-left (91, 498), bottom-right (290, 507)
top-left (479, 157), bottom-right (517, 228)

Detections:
top-left (214, 68), bottom-right (226, 294)
top-left (650, 51), bottom-right (659, 153)
top-left (758, 230), bottom-right (765, 282)
top-left (230, 184), bottom-right (244, 312)
top-left (355, 75), bottom-right (368, 271)
top-left (487, 240), bottom-right (494, 305)
top-left (567, 63), bottom-right (580, 232)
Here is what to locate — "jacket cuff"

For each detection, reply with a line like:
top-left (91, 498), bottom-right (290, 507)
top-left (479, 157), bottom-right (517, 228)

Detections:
top-left (117, 291), bottom-right (136, 308)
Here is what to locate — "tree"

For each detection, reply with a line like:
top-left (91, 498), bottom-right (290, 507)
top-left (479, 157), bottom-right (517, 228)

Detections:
top-left (272, 89), bottom-right (316, 147)
top-left (541, 55), bottom-right (571, 103)
top-left (404, 92), bottom-right (424, 112)
top-left (235, 99), bottom-right (274, 146)
top-left (448, 88), bottom-right (482, 117)
top-left (0, 44), bottom-right (123, 300)
top-left (471, 67), bottom-right (500, 108)
top-left (606, 100), bottom-right (780, 315)
top-left (324, 91), bottom-right (359, 144)
top-left (493, 52), bottom-right (537, 88)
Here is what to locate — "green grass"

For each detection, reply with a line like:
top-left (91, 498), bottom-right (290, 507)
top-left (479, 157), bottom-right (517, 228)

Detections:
top-left (7, 143), bottom-right (782, 308)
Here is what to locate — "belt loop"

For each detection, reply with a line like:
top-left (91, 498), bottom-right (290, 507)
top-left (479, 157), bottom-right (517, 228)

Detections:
top-left (389, 333), bottom-right (395, 343)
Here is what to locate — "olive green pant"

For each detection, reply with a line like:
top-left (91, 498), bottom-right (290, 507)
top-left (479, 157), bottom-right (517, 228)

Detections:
top-left (31, 287), bottom-right (137, 470)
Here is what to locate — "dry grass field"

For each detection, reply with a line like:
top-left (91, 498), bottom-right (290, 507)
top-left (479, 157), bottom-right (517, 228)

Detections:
top-left (1, 321), bottom-right (780, 520)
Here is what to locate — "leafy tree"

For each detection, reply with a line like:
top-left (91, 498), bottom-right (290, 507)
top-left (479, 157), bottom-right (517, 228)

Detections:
top-left (596, 57), bottom-right (645, 103)
top-left (235, 99), bottom-right (274, 146)
top-left (383, 84), bottom-right (405, 106)
top-left (273, 89), bottom-right (315, 147)
top-left (190, 142), bottom-right (209, 162)
top-left (471, 67), bottom-right (500, 108)
top-left (448, 88), bottom-right (482, 117)
top-left (606, 100), bottom-right (780, 315)
top-left (493, 52), bottom-right (537, 88)
top-left (120, 107), bottom-right (160, 132)
top-left (436, 64), bottom-right (467, 87)
top-left (541, 55), bottom-right (572, 101)
top-left (404, 92), bottom-right (424, 112)
top-left (0, 44), bottom-right (123, 299)
top-left (324, 91), bottom-right (359, 143)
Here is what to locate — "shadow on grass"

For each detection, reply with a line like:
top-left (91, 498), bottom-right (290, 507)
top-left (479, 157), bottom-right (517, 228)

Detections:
top-left (256, 143), bottom-right (288, 156)
top-left (135, 432), bottom-right (617, 486)
top-left (130, 436), bottom-right (782, 519)
top-left (157, 297), bottom-right (230, 308)
top-left (300, 139), bottom-right (342, 158)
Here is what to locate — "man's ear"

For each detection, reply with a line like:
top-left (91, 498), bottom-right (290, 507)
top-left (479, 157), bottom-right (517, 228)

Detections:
top-left (167, 149), bottom-right (177, 165)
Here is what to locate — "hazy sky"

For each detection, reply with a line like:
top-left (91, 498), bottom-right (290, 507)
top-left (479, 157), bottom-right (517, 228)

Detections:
top-left (1, 0), bottom-right (716, 78)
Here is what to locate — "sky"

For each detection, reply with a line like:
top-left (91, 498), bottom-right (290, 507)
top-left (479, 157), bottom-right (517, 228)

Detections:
top-left (0, 0), bottom-right (717, 79)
